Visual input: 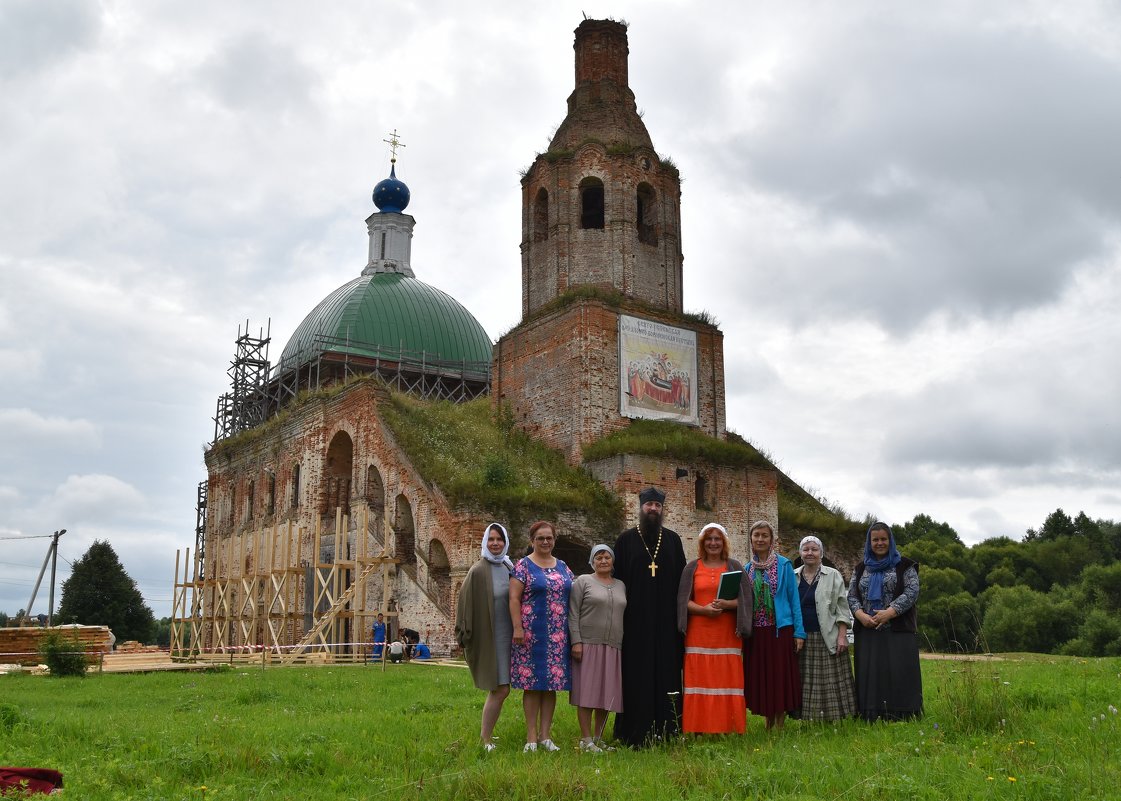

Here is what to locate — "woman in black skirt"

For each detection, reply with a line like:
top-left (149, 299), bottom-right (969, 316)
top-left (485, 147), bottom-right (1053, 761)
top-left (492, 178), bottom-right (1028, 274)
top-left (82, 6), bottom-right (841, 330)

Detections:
top-left (847, 522), bottom-right (922, 721)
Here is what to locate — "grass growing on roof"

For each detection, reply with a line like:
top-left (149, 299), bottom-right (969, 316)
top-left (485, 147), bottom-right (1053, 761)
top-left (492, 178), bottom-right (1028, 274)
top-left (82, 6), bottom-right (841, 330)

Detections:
top-left (582, 418), bottom-right (773, 469)
top-left (380, 394), bottom-right (623, 533)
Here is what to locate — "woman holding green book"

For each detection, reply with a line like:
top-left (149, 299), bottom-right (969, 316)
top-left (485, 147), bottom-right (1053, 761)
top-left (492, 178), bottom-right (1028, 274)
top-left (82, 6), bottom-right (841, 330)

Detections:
top-left (675, 523), bottom-right (752, 734)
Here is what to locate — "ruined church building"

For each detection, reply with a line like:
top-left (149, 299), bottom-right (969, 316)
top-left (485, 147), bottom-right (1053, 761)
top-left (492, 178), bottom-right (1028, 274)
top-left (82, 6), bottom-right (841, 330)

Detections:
top-left (172, 19), bottom-right (824, 661)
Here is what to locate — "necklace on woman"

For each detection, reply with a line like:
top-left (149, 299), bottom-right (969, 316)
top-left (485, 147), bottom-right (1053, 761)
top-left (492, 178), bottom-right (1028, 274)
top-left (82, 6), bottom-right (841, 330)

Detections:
top-left (641, 527), bottom-right (663, 576)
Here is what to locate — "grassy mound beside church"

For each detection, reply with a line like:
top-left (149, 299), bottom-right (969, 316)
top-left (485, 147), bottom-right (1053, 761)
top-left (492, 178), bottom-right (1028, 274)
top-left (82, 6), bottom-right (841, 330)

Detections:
top-left (380, 393), bottom-right (623, 534)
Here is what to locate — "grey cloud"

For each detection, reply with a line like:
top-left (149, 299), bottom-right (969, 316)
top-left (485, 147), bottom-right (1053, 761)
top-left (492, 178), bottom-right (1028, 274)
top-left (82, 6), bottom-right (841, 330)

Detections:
top-left (195, 33), bottom-right (319, 117)
top-left (707, 15), bottom-right (1121, 330)
top-left (0, 0), bottom-right (101, 80)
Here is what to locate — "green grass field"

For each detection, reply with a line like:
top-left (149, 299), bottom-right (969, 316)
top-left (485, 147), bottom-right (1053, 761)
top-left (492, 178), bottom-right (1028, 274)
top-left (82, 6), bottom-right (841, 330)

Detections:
top-left (2, 655), bottom-right (1118, 800)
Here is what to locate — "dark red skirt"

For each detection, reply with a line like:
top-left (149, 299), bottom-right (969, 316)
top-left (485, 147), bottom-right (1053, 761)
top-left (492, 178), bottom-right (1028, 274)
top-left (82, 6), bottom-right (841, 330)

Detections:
top-left (743, 625), bottom-right (802, 717)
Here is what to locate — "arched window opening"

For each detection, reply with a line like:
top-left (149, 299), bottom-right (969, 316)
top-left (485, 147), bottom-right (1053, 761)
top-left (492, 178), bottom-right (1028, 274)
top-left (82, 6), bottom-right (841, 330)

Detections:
top-left (695, 474), bottom-right (710, 510)
top-left (428, 539), bottom-right (452, 608)
top-left (365, 465), bottom-right (385, 509)
top-left (324, 431), bottom-right (354, 513)
top-left (364, 464), bottom-right (386, 548)
top-left (534, 188), bottom-right (549, 242)
top-left (580, 177), bottom-right (605, 229)
top-left (394, 494), bottom-right (417, 570)
top-left (637, 183), bottom-right (657, 245)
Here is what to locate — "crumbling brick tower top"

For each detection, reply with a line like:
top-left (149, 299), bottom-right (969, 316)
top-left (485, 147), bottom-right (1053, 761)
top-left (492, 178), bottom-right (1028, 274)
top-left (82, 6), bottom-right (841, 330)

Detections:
top-left (520, 19), bottom-right (684, 318)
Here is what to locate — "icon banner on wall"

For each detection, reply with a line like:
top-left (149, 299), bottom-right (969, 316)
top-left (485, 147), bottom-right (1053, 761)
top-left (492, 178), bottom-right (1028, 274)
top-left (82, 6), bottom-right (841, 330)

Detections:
top-left (619, 314), bottom-right (698, 425)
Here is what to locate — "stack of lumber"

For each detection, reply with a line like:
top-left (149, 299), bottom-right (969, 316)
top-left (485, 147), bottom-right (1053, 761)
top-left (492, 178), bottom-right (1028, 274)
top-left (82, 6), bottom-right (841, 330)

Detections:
top-left (0, 625), bottom-right (113, 666)
top-left (116, 640), bottom-right (162, 653)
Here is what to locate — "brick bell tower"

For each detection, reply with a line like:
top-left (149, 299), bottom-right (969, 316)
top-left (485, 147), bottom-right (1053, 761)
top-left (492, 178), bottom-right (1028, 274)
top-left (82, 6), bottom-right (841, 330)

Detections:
top-left (493, 19), bottom-right (727, 466)
top-left (522, 19), bottom-right (683, 315)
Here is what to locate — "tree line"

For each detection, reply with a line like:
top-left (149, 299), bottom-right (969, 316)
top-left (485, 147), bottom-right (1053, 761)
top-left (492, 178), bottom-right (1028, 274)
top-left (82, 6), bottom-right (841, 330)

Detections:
top-left (891, 509), bottom-right (1121, 656)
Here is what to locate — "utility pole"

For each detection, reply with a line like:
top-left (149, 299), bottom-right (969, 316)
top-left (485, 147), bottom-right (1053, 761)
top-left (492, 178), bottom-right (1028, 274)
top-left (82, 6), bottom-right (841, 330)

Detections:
top-left (48, 529), bottom-right (65, 626)
top-left (23, 529), bottom-right (66, 626)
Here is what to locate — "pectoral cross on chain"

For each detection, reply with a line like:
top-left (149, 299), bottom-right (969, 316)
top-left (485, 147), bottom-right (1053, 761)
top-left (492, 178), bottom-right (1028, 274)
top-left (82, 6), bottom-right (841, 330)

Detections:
top-left (649, 561), bottom-right (658, 577)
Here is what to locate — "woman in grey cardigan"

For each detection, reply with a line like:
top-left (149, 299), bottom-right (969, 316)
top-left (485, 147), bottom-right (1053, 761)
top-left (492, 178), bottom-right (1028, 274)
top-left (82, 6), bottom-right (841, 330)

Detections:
top-left (455, 523), bottom-right (515, 751)
top-left (794, 535), bottom-right (856, 721)
top-left (568, 544), bottom-right (626, 752)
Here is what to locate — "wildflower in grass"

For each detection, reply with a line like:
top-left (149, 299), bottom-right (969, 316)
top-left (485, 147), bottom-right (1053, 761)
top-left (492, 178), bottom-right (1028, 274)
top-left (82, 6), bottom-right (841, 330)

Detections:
top-left (1109, 705), bottom-right (1117, 715)
top-left (986, 777), bottom-right (994, 781)
top-left (1008, 777), bottom-right (1017, 783)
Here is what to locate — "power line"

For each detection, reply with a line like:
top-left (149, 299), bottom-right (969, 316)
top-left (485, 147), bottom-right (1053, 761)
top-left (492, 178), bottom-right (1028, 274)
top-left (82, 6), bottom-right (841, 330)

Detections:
top-left (0, 534), bottom-right (53, 540)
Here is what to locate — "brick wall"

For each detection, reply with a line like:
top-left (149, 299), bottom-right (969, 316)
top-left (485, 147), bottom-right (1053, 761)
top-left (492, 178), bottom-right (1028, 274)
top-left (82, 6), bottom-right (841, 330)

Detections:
top-left (493, 298), bottom-right (726, 463)
top-left (585, 454), bottom-right (780, 563)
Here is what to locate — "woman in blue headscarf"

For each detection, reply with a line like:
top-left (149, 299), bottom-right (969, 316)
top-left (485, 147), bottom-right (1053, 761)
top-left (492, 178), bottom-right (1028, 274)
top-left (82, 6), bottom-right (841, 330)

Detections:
top-left (847, 521), bottom-right (922, 721)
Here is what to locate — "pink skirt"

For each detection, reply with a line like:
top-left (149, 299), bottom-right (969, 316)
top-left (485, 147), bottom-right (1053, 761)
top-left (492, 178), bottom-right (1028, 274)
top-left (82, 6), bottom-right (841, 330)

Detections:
top-left (570, 643), bottom-right (624, 712)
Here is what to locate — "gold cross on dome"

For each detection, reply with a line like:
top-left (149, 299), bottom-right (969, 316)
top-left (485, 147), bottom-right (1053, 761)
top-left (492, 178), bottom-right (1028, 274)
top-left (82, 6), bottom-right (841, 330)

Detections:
top-left (383, 129), bottom-right (406, 163)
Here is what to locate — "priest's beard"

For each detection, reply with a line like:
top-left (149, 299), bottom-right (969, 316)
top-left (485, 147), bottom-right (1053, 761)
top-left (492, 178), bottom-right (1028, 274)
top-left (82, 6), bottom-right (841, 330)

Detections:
top-left (639, 510), bottom-right (663, 541)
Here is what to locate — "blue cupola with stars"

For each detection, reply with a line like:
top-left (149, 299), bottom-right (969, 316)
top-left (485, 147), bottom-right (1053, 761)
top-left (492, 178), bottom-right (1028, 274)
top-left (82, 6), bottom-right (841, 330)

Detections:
top-left (373, 163), bottom-right (410, 213)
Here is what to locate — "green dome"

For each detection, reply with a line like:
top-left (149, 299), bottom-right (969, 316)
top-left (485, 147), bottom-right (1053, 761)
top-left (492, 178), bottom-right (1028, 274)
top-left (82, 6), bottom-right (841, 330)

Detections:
top-left (279, 272), bottom-right (493, 370)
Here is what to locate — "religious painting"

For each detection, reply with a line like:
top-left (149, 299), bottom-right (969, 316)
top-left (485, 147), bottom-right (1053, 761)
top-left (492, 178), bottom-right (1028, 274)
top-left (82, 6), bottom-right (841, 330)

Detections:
top-left (618, 314), bottom-right (699, 425)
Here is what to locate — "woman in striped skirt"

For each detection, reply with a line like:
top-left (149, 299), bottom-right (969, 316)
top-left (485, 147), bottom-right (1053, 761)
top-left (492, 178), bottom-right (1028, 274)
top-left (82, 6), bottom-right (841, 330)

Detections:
top-left (794, 536), bottom-right (856, 721)
top-left (676, 523), bottom-right (752, 734)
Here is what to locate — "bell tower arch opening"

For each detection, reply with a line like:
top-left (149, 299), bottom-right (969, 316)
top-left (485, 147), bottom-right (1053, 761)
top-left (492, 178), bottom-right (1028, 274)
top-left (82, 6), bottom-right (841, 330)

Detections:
top-left (580, 177), bottom-right (605, 230)
top-left (534, 187), bottom-right (549, 242)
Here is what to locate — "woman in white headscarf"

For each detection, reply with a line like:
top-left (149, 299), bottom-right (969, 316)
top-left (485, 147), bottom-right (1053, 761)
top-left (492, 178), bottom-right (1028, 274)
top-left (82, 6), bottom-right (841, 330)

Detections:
top-left (794, 535), bottom-right (856, 721)
top-left (455, 522), bottom-right (515, 751)
top-left (568, 544), bottom-right (627, 752)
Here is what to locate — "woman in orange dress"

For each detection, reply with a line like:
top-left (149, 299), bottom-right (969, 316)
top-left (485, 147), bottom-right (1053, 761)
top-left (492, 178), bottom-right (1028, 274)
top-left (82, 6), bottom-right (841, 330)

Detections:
top-left (676, 523), bottom-right (752, 734)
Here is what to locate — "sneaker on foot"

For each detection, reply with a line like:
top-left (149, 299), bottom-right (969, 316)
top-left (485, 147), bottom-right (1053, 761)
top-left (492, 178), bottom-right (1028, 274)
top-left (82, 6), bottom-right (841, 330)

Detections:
top-left (523, 742), bottom-right (537, 753)
top-left (579, 738), bottom-right (604, 753)
top-left (484, 742), bottom-right (497, 753)
top-left (594, 738), bottom-right (616, 752)
top-left (539, 738), bottom-right (560, 752)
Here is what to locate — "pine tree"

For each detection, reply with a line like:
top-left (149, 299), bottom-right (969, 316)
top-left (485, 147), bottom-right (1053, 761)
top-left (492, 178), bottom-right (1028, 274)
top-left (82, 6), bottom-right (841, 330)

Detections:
top-left (56, 540), bottom-right (156, 643)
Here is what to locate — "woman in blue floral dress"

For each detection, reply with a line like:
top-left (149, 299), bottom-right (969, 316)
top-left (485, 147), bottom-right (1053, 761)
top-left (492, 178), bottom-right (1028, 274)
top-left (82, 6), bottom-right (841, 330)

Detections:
top-left (509, 520), bottom-right (574, 752)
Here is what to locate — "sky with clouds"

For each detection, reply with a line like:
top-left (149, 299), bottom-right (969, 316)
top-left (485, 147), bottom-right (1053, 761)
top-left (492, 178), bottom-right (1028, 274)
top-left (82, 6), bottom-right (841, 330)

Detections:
top-left (3, 0), bottom-right (1119, 620)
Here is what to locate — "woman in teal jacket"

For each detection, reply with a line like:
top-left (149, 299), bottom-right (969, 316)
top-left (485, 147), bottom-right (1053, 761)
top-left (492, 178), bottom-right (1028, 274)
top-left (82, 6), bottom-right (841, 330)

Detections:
top-left (743, 520), bottom-right (805, 730)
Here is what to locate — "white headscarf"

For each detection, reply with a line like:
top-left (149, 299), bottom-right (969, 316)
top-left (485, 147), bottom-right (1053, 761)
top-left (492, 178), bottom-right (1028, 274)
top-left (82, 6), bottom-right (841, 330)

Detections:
top-left (799, 535), bottom-right (824, 555)
top-left (481, 523), bottom-right (515, 571)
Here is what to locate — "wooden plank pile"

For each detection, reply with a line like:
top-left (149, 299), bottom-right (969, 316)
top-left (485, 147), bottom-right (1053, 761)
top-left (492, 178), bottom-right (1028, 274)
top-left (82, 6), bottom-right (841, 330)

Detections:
top-left (0, 625), bottom-right (114, 666)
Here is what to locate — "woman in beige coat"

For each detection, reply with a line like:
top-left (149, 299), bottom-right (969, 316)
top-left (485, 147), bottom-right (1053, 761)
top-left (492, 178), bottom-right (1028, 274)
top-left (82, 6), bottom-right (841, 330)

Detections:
top-left (455, 523), bottom-right (515, 751)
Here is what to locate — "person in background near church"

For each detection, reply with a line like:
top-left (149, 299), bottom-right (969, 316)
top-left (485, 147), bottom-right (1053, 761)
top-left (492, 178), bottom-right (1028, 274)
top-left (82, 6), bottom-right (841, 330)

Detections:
top-left (848, 521), bottom-right (922, 721)
top-left (677, 523), bottom-right (752, 734)
top-left (793, 535), bottom-right (856, 721)
top-left (455, 523), bottom-right (516, 752)
top-left (743, 520), bottom-right (804, 731)
top-left (371, 613), bottom-right (386, 662)
top-left (612, 487), bottom-right (687, 747)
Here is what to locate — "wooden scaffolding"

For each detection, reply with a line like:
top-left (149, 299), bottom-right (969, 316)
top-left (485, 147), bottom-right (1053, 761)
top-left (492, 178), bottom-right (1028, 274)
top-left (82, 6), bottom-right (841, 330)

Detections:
top-left (170, 504), bottom-right (398, 664)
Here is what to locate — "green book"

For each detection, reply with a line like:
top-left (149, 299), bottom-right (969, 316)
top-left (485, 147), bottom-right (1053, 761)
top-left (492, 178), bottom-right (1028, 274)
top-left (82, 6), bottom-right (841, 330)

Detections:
top-left (717, 570), bottom-right (743, 601)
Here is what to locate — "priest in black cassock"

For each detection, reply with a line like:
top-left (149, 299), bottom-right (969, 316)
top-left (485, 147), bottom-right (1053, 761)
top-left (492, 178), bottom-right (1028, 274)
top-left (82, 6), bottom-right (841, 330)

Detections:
top-left (612, 486), bottom-right (687, 747)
